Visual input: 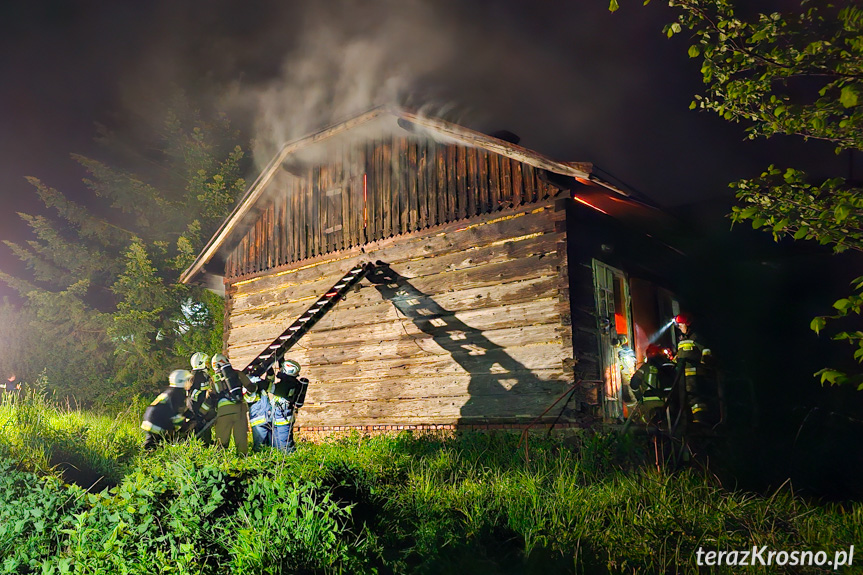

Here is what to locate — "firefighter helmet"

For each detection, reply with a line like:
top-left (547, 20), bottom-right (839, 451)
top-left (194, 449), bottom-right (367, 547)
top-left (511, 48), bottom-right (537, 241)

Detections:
top-left (190, 352), bottom-right (209, 371)
top-left (645, 344), bottom-right (664, 359)
top-left (211, 353), bottom-right (230, 371)
top-left (281, 359), bottom-right (301, 376)
top-left (169, 369), bottom-right (193, 389)
top-left (673, 313), bottom-right (693, 327)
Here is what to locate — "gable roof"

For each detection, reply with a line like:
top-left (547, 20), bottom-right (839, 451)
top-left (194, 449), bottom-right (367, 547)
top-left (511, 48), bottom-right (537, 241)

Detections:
top-left (180, 106), bottom-right (668, 285)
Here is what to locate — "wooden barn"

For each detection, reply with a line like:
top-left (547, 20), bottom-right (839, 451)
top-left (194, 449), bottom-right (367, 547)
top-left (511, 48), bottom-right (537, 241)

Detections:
top-left (180, 107), bottom-right (685, 432)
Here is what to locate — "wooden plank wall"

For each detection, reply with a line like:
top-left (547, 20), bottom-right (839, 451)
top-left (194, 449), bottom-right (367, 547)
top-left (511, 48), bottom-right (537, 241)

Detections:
top-left (225, 136), bottom-right (554, 280)
top-left (570, 258), bottom-right (603, 412)
top-left (225, 201), bottom-right (575, 426)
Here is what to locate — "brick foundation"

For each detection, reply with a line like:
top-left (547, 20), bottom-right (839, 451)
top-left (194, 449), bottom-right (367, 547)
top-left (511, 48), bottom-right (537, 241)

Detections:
top-left (294, 422), bottom-right (587, 443)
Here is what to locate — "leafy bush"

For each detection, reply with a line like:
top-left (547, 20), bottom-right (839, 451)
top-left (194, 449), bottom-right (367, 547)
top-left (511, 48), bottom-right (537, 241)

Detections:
top-left (225, 475), bottom-right (369, 574)
top-left (0, 459), bottom-right (85, 574)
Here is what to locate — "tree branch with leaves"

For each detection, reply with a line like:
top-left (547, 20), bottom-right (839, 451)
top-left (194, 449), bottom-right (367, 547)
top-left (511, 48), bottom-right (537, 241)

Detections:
top-left (612, 0), bottom-right (863, 388)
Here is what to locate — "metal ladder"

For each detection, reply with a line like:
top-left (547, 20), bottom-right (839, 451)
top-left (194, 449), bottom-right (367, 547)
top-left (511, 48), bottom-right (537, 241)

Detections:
top-left (243, 261), bottom-right (376, 378)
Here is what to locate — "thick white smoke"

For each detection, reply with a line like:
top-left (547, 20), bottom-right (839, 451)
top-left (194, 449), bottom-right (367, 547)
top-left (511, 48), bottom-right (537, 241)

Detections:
top-left (227, 0), bottom-right (460, 168)
top-left (109, 0), bottom-right (688, 202)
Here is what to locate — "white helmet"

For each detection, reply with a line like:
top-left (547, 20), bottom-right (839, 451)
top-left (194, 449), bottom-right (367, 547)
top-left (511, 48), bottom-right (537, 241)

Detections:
top-left (169, 369), bottom-right (193, 389)
top-left (211, 353), bottom-right (230, 371)
top-left (281, 359), bottom-right (301, 376)
top-left (190, 352), bottom-right (209, 371)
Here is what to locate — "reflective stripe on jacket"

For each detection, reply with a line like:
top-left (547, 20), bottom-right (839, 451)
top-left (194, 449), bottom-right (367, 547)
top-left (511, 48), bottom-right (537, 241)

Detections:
top-left (271, 395), bottom-right (294, 427)
top-left (248, 392), bottom-right (270, 428)
top-left (141, 387), bottom-right (186, 435)
top-left (212, 367), bottom-right (245, 409)
top-left (676, 338), bottom-right (702, 363)
top-left (187, 369), bottom-right (216, 421)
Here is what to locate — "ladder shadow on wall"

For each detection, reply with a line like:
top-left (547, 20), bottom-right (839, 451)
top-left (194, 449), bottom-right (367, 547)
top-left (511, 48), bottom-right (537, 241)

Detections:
top-left (365, 262), bottom-right (573, 425)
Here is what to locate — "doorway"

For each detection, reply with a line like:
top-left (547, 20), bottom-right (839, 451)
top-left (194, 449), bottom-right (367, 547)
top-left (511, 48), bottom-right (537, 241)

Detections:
top-left (592, 260), bottom-right (634, 421)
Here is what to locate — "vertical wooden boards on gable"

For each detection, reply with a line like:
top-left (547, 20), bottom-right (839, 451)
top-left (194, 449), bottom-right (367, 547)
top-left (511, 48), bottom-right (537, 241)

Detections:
top-left (499, 154), bottom-right (512, 208)
top-left (488, 148), bottom-right (501, 212)
top-left (511, 159), bottom-right (523, 208)
top-left (321, 161), bottom-right (346, 252)
top-left (523, 164), bottom-right (536, 205)
top-left (224, 136), bottom-right (566, 282)
top-left (418, 140), bottom-right (429, 229)
top-left (366, 140), bottom-right (378, 242)
top-left (340, 156), bottom-right (350, 249)
top-left (311, 166), bottom-right (321, 258)
top-left (456, 145), bottom-right (467, 220)
top-left (320, 164), bottom-right (332, 254)
top-left (274, 194), bottom-right (283, 267)
top-left (466, 147), bottom-right (478, 218)
top-left (446, 145), bottom-right (458, 222)
top-left (225, 201), bottom-right (575, 427)
top-left (408, 139), bottom-right (419, 231)
top-left (297, 170), bottom-right (307, 263)
top-left (477, 148), bottom-right (489, 215)
top-left (379, 138), bottom-right (390, 240)
top-left (398, 136), bottom-right (410, 235)
top-left (436, 143), bottom-right (447, 226)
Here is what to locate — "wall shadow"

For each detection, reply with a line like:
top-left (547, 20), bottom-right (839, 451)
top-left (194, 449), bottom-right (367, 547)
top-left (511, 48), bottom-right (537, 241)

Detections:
top-left (365, 262), bottom-right (575, 425)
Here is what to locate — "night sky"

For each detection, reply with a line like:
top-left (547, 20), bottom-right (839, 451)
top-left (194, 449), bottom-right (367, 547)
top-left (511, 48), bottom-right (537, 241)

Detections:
top-left (0, 1), bottom-right (856, 286)
top-left (0, 3), bottom-right (810, 265)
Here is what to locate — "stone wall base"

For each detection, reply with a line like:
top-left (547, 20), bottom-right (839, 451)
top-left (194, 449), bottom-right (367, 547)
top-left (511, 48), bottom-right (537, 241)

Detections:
top-left (294, 422), bottom-right (587, 443)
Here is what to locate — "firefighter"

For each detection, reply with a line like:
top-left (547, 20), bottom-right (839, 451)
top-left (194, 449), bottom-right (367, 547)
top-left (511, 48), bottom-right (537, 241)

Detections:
top-left (187, 352), bottom-right (217, 445)
top-left (673, 313), bottom-right (718, 427)
top-left (211, 353), bottom-right (250, 455)
top-left (630, 344), bottom-right (675, 402)
top-left (616, 336), bottom-right (638, 406)
top-left (265, 359), bottom-right (308, 453)
top-left (141, 369), bottom-right (192, 451)
top-left (621, 344), bottom-right (676, 430)
top-left (245, 373), bottom-right (272, 451)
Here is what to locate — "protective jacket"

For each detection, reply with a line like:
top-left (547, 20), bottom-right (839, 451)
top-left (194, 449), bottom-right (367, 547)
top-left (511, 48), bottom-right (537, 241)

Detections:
top-left (141, 387), bottom-right (187, 435)
top-left (212, 364), bottom-right (246, 408)
top-left (269, 392), bottom-right (295, 429)
top-left (269, 372), bottom-right (309, 406)
top-left (212, 363), bottom-right (251, 455)
top-left (247, 392), bottom-right (295, 450)
top-left (270, 396), bottom-right (296, 451)
top-left (259, 372), bottom-right (309, 452)
top-left (245, 382), bottom-right (268, 429)
top-left (187, 369), bottom-right (216, 424)
top-left (676, 328), bottom-right (714, 371)
top-left (675, 328), bottom-right (717, 426)
top-left (630, 358), bottom-right (675, 400)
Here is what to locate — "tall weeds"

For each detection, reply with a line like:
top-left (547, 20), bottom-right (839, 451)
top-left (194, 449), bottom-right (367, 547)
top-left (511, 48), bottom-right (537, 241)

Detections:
top-left (0, 387), bottom-right (140, 485)
top-left (0, 394), bottom-right (860, 574)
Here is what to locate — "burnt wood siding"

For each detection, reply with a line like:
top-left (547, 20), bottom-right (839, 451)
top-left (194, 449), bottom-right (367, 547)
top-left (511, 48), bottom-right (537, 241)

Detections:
top-left (225, 136), bottom-right (553, 280)
top-left (225, 200), bottom-right (575, 426)
top-left (569, 259), bottom-right (603, 411)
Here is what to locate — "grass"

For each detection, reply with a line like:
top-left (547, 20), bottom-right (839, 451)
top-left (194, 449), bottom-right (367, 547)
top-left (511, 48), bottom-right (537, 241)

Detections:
top-left (0, 388), bottom-right (141, 487)
top-left (0, 391), bottom-right (861, 574)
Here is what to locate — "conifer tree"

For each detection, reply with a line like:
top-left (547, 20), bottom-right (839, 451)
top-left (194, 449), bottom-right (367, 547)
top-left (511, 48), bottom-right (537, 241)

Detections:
top-left (0, 98), bottom-right (248, 405)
